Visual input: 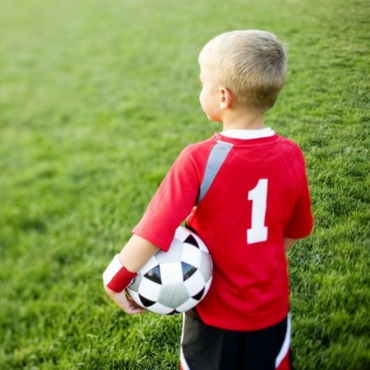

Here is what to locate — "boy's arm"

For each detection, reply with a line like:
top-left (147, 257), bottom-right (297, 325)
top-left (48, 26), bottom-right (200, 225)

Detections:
top-left (284, 237), bottom-right (298, 253)
top-left (284, 147), bottom-right (314, 243)
top-left (103, 235), bottom-right (159, 315)
top-left (117, 234), bottom-right (159, 272)
top-left (104, 145), bottom-right (200, 314)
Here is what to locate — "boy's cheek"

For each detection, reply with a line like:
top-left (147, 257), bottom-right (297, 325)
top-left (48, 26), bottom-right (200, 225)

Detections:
top-left (199, 95), bottom-right (208, 116)
top-left (204, 108), bottom-right (221, 122)
top-left (199, 90), bottom-right (206, 108)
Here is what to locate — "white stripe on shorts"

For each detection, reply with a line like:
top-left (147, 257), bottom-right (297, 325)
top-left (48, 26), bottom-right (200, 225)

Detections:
top-left (180, 313), bottom-right (191, 370)
top-left (275, 313), bottom-right (291, 369)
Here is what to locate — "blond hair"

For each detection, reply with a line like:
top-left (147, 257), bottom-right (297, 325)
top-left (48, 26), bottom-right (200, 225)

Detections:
top-left (199, 30), bottom-right (288, 112)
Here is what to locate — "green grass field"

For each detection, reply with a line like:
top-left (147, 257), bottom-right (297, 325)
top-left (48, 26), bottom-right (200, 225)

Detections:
top-left (0, 0), bottom-right (369, 369)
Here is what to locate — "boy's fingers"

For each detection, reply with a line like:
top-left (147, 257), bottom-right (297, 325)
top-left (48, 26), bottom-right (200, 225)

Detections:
top-left (126, 298), bottom-right (146, 314)
top-left (122, 301), bottom-right (146, 315)
top-left (127, 295), bottom-right (146, 309)
top-left (106, 289), bottom-right (146, 315)
top-left (126, 306), bottom-right (146, 314)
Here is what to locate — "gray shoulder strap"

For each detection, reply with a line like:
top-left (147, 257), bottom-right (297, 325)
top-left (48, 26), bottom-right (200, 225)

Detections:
top-left (197, 140), bottom-right (234, 204)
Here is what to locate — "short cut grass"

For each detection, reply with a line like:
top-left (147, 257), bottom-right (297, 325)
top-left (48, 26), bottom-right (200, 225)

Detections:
top-left (199, 30), bottom-right (288, 112)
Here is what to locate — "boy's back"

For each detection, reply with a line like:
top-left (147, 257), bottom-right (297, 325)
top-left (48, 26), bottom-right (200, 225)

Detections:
top-left (133, 129), bottom-right (313, 331)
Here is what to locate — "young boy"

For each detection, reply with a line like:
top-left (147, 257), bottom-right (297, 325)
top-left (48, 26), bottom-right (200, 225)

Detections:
top-left (103, 30), bottom-right (314, 370)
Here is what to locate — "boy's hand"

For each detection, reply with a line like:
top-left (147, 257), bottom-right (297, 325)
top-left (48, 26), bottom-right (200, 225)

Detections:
top-left (103, 234), bottom-right (159, 315)
top-left (104, 285), bottom-right (147, 315)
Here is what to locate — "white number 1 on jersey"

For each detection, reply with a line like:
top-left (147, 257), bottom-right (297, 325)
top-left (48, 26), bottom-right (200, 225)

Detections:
top-left (247, 179), bottom-right (268, 244)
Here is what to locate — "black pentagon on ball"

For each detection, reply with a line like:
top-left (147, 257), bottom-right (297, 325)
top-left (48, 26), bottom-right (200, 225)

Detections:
top-left (184, 234), bottom-right (199, 248)
top-left (181, 262), bottom-right (197, 281)
top-left (167, 310), bottom-right (181, 315)
top-left (192, 287), bottom-right (205, 301)
top-left (139, 295), bottom-right (156, 308)
top-left (144, 265), bottom-right (162, 284)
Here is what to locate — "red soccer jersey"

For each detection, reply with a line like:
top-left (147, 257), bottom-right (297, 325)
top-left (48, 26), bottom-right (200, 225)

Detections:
top-left (132, 130), bottom-right (313, 330)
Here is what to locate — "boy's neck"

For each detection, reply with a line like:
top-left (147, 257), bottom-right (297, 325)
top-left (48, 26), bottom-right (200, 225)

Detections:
top-left (221, 108), bottom-right (266, 131)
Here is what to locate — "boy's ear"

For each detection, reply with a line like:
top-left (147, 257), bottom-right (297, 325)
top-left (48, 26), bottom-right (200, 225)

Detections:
top-left (219, 87), bottom-right (233, 110)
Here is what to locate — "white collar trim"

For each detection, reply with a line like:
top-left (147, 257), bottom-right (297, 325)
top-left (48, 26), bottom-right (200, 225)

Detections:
top-left (221, 128), bottom-right (275, 140)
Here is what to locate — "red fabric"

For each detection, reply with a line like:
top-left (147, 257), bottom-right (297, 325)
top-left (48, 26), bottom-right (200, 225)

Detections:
top-left (132, 142), bottom-right (205, 252)
top-left (277, 350), bottom-right (292, 370)
top-left (107, 266), bottom-right (137, 293)
top-left (133, 132), bottom-right (313, 330)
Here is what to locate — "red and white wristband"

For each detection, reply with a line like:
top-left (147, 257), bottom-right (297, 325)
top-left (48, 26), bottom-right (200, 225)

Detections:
top-left (103, 254), bottom-right (137, 293)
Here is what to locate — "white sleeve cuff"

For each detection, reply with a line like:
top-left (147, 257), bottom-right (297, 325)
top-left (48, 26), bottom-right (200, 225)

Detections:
top-left (102, 254), bottom-right (123, 286)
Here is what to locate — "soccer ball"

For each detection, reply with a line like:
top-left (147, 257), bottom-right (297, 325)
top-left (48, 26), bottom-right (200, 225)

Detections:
top-left (127, 226), bottom-right (213, 315)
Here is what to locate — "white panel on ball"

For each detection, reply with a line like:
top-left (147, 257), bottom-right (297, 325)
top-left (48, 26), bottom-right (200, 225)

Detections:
top-left (140, 257), bottom-right (160, 275)
top-left (149, 302), bottom-right (176, 315)
top-left (155, 239), bottom-right (183, 264)
top-left (199, 251), bottom-right (213, 281)
top-left (181, 245), bottom-right (201, 268)
top-left (138, 278), bottom-right (162, 301)
top-left (203, 276), bottom-right (213, 296)
top-left (160, 262), bottom-right (184, 284)
top-left (175, 226), bottom-right (191, 242)
top-left (183, 270), bottom-right (206, 297)
top-left (176, 298), bottom-right (200, 312)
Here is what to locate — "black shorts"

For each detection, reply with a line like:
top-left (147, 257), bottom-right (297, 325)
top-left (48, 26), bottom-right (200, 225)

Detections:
top-left (180, 308), bottom-right (293, 370)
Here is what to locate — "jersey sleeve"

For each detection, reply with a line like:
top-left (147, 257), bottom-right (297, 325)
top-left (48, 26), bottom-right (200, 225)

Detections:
top-left (284, 149), bottom-right (314, 239)
top-left (132, 146), bottom-right (201, 252)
